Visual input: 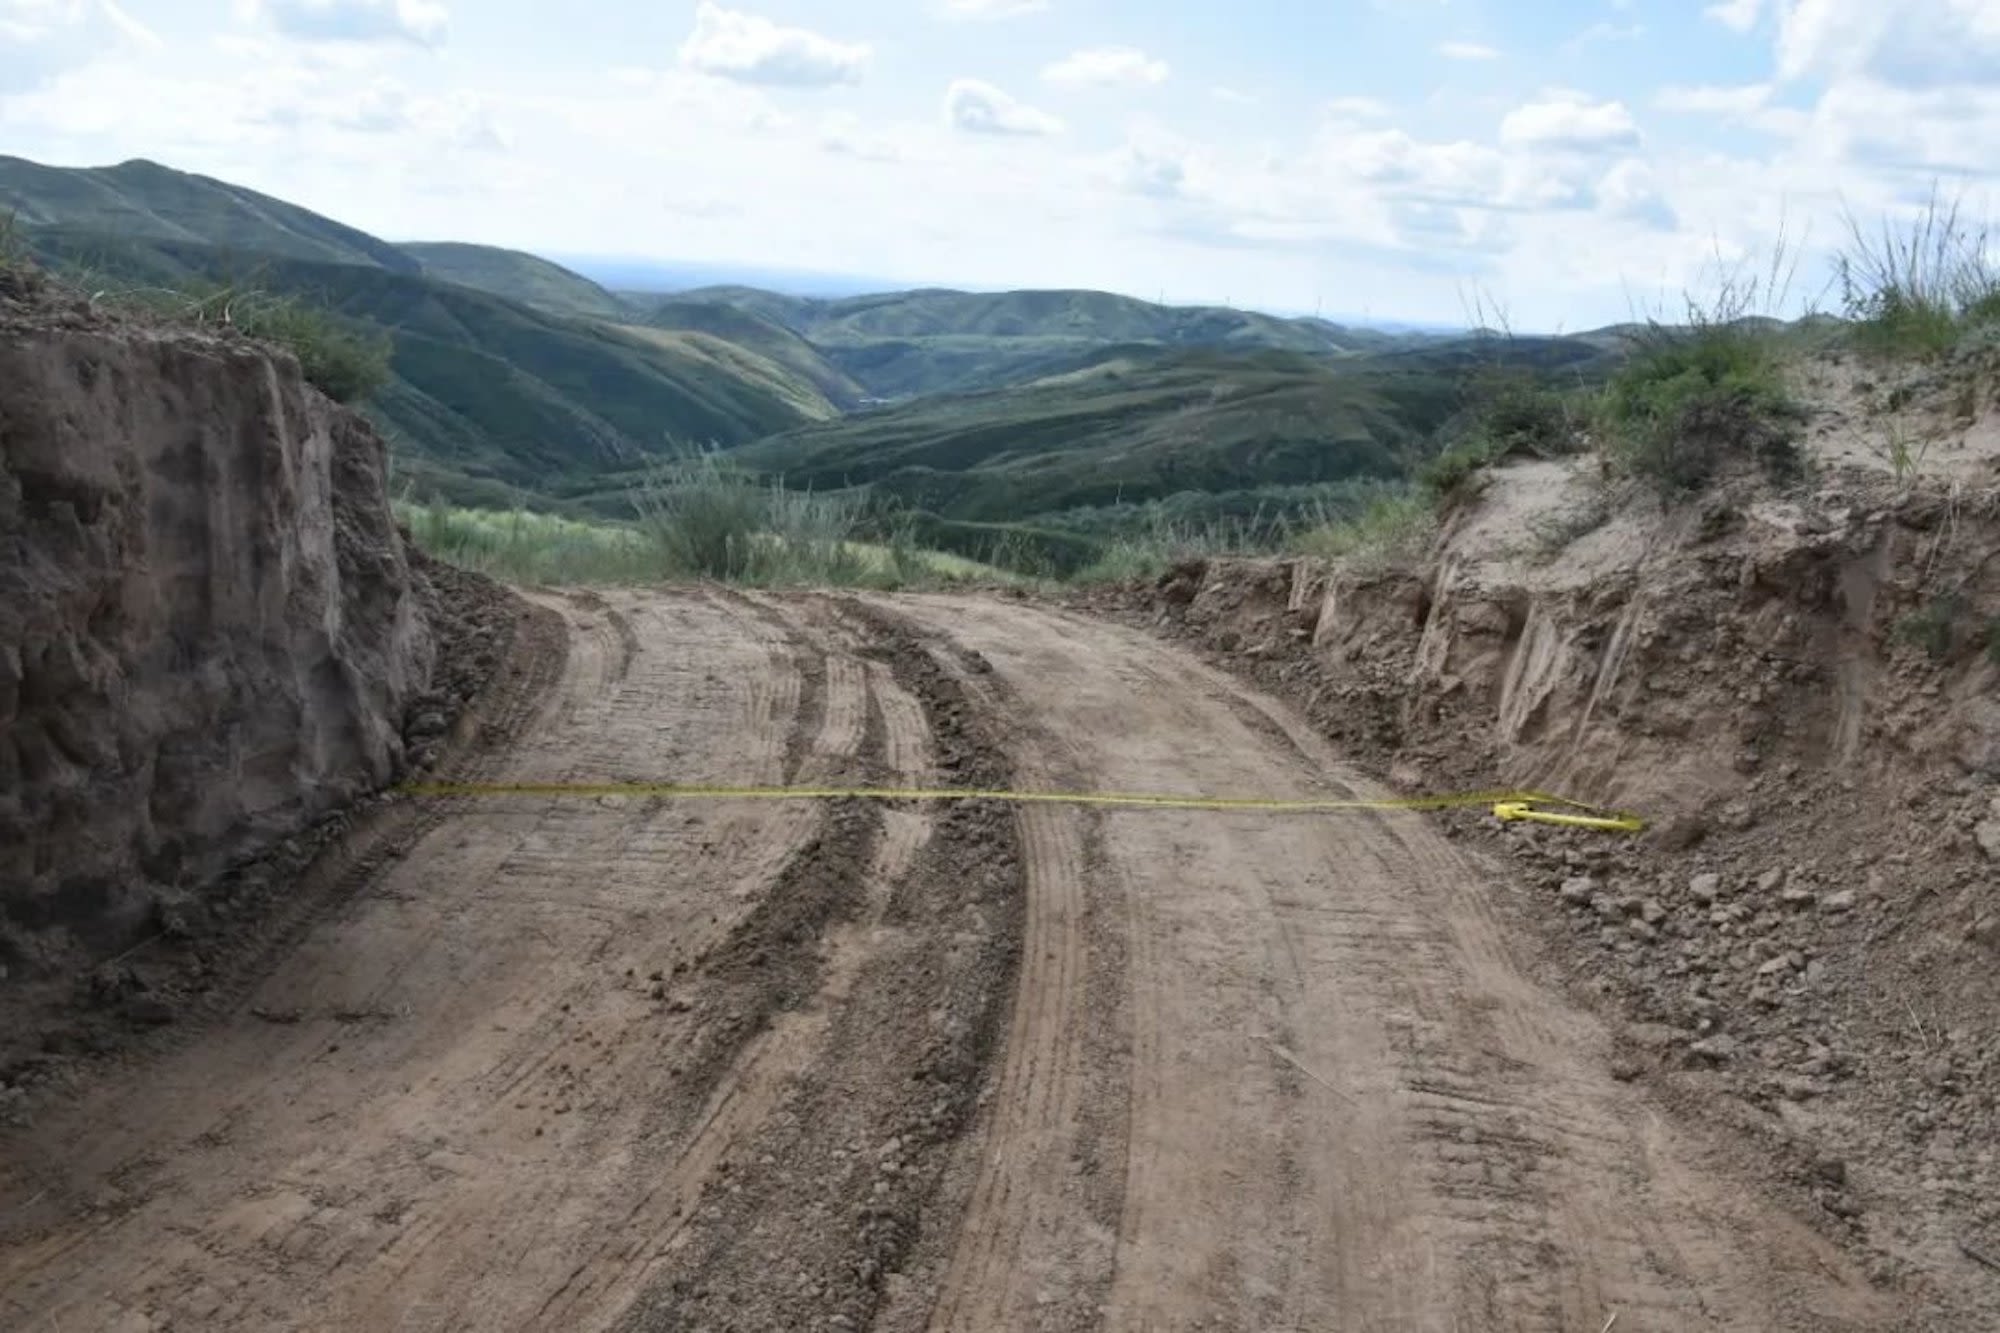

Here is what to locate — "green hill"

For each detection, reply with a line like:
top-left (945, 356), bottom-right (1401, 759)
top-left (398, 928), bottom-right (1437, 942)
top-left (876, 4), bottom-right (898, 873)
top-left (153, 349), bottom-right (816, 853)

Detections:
top-left (629, 298), bottom-right (866, 408)
top-left (22, 228), bottom-right (834, 501)
top-left (402, 241), bottom-right (630, 319)
top-left (715, 345), bottom-right (1462, 522)
top-left (665, 285), bottom-right (1408, 399)
top-left (0, 156), bottom-right (418, 273)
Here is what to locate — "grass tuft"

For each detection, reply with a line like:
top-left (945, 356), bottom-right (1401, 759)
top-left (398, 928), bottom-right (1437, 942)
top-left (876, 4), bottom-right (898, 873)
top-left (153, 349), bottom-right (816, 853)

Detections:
top-left (1839, 189), bottom-right (2000, 360)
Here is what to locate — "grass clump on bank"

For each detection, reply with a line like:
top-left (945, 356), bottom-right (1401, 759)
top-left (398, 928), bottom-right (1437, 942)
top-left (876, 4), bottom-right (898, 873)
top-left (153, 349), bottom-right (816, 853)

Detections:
top-left (114, 282), bottom-right (393, 403)
top-left (1840, 192), bottom-right (2000, 361)
top-left (1597, 321), bottom-right (1803, 492)
top-left (403, 458), bottom-right (1000, 588)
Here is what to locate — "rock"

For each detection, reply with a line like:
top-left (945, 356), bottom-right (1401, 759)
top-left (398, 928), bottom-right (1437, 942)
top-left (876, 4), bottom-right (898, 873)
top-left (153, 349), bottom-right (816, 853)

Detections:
top-left (1756, 868), bottom-right (1788, 895)
top-left (1640, 899), bottom-right (1668, 926)
top-left (1560, 877), bottom-right (1597, 906)
top-left (1976, 820), bottom-right (2000, 862)
top-left (1689, 873), bottom-right (1722, 904)
top-left (121, 996), bottom-right (177, 1027)
top-left (407, 709), bottom-right (449, 740)
top-left (1780, 885), bottom-right (1817, 910)
top-left (1822, 889), bottom-right (1858, 913)
top-left (1628, 919), bottom-right (1660, 944)
top-left (1688, 1034), bottom-right (1742, 1065)
top-left (1756, 954), bottom-right (1794, 977)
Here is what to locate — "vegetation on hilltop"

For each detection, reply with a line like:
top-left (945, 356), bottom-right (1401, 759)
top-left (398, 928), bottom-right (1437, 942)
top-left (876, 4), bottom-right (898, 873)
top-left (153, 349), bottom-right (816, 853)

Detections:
top-left (402, 241), bottom-right (631, 319)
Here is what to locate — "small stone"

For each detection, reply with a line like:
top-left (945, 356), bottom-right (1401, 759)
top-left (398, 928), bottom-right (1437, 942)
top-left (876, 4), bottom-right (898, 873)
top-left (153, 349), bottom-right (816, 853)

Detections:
top-left (1757, 868), bottom-right (1788, 895)
top-left (1628, 919), bottom-right (1660, 944)
top-left (1822, 889), bottom-right (1859, 913)
top-left (1780, 886), bottom-right (1817, 910)
top-left (1688, 1034), bottom-right (1741, 1065)
top-left (1640, 899), bottom-right (1668, 926)
top-left (1689, 873), bottom-right (1722, 904)
top-left (1976, 820), bottom-right (2000, 862)
top-left (1560, 877), bottom-right (1598, 906)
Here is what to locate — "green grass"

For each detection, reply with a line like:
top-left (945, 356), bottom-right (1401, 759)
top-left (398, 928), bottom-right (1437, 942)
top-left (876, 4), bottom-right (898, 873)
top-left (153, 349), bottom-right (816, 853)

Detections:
top-left (94, 279), bottom-right (391, 403)
top-left (403, 464), bottom-right (998, 587)
top-left (1596, 321), bottom-right (1802, 493)
top-left (1289, 487), bottom-right (1436, 568)
top-left (1840, 190), bottom-right (2000, 360)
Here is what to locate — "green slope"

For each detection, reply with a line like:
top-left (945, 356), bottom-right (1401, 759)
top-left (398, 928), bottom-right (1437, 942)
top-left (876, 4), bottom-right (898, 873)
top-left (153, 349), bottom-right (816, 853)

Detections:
top-left (719, 345), bottom-right (1461, 522)
top-left (668, 284), bottom-right (1407, 399)
top-left (0, 156), bottom-right (417, 273)
top-left (629, 298), bottom-right (866, 408)
top-left (22, 228), bottom-right (830, 498)
top-left (402, 241), bottom-right (630, 319)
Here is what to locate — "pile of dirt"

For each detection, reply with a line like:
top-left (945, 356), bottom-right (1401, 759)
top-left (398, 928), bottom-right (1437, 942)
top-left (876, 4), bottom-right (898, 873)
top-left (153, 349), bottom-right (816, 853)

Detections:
top-left (0, 268), bottom-right (517, 1075)
top-left (1090, 454), bottom-right (2000, 1315)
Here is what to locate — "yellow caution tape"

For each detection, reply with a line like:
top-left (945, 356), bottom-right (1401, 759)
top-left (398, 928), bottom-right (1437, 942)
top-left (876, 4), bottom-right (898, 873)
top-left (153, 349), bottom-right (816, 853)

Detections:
top-left (395, 781), bottom-right (1644, 833)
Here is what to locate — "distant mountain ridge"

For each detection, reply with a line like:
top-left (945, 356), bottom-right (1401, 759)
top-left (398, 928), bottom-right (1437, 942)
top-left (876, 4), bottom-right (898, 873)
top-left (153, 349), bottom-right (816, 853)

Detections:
top-left (2, 153), bottom-right (1588, 530)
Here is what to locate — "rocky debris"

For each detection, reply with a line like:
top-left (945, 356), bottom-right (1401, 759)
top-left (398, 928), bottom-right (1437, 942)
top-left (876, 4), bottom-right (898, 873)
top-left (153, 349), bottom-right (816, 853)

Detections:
top-left (1081, 459), bottom-right (2000, 1324)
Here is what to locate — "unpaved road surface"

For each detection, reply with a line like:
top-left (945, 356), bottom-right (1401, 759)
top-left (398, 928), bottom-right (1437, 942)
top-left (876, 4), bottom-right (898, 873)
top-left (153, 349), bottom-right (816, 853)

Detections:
top-left (0, 590), bottom-right (1891, 1331)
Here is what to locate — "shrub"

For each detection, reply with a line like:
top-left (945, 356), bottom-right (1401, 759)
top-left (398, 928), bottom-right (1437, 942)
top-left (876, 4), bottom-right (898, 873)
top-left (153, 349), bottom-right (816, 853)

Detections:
top-left (231, 293), bottom-right (393, 404)
top-left (1599, 324), bottom-right (1802, 493)
top-left (102, 281), bottom-right (393, 403)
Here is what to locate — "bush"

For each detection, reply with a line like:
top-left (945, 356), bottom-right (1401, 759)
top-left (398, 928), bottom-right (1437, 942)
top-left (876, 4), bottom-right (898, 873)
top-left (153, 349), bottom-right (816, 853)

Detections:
top-left (1417, 371), bottom-right (1584, 505)
top-left (101, 281), bottom-right (392, 403)
top-left (1599, 324), bottom-right (1802, 493)
top-left (231, 294), bottom-right (393, 404)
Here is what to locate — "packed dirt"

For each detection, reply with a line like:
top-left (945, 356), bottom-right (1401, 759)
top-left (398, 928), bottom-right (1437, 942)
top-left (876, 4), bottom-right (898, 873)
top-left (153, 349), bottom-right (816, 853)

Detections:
top-left (0, 585), bottom-right (1908, 1331)
top-left (1085, 408), bottom-right (2000, 1325)
top-left (0, 264), bottom-right (437, 1047)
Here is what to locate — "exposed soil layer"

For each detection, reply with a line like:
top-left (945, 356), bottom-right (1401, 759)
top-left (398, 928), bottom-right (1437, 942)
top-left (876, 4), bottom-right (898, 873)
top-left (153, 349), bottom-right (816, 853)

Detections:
top-left (0, 271), bottom-right (543, 1080)
top-left (0, 588), bottom-right (1897, 1331)
top-left (1086, 462), bottom-right (2000, 1328)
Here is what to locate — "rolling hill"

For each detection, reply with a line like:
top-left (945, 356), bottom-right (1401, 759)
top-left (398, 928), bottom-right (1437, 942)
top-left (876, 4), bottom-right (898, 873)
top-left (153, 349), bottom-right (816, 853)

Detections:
top-left (716, 345), bottom-right (1464, 522)
top-left (0, 156), bottom-right (418, 273)
top-left (21, 226), bottom-right (841, 502)
top-left (3, 153), bottom-right (1553, 532)
top-left (401, 241), bottom-right (631, 319)
top-left (669, 285), bottom-right (1411, 399)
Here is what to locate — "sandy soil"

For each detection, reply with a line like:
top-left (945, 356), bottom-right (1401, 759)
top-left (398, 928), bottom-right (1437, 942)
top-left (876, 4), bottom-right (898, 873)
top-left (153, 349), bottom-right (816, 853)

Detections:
top-left (0, 589), bottom-right (1894, 1331)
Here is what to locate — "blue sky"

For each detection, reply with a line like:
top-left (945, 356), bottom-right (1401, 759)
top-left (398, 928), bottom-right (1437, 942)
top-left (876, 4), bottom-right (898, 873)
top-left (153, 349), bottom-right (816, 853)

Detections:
top-left (4, 0), bottom-right (1998, 327)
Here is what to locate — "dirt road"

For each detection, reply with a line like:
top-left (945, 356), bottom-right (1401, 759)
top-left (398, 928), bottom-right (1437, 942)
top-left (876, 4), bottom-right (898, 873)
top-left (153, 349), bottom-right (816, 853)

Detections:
top-left (0, 589), bottom-right (1889, 1331)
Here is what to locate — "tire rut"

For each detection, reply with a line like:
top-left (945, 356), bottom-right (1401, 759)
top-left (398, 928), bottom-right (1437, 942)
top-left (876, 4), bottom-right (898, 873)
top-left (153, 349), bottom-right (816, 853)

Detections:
top-left (615, 600), bottom-right (1027, 1333)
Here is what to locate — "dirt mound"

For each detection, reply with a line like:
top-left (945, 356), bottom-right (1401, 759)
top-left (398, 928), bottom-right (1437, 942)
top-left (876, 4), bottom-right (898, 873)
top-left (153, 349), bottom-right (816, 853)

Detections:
top-left (0, 272), bottom-right (452, 1057)
top-left (1096, 457), bottom-right (2000, 1322)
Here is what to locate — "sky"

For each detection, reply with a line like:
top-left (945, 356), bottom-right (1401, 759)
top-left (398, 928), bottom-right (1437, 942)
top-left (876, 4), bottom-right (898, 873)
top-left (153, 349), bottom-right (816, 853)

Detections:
top-left (3, 0), bottom-right (1999, 328)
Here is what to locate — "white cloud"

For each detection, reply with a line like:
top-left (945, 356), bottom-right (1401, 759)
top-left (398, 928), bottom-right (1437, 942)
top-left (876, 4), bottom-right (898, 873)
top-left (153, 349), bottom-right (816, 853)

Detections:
top-left (0, 0), bottom-right (159, 90)
top-left (247, 0), bottom-right (448, 47)
top-left (1773, 0), bottom-right (2000, 87)
top-left (1211, 86), bottom-right (1255, 105)
top-left (1569, 21), bottom-right (1645, 50)
top-left (1438, 40), bottom-right (1500, 61)
top-left (1658, 83), bottom-right (1773, 115)
top-left (1598, 158), bottom-right (1676, 230)
top-left (1704, 0), bottom-right (1763, 32)
top-left (1043, 45), bottom-right (1168, 87)
top-left (944, 78), bottom-right (1062, 135)
top-left (678, 1), bottom-right (868, 87)
top-left (817, 110), bottom-right (902, 162)
top-left (1324, 95), bottom-right (1392, 121)
top-left (941, 0), bottom-right (1047, 16)
top-left (1499, 91), bottom-right (1640, 151)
